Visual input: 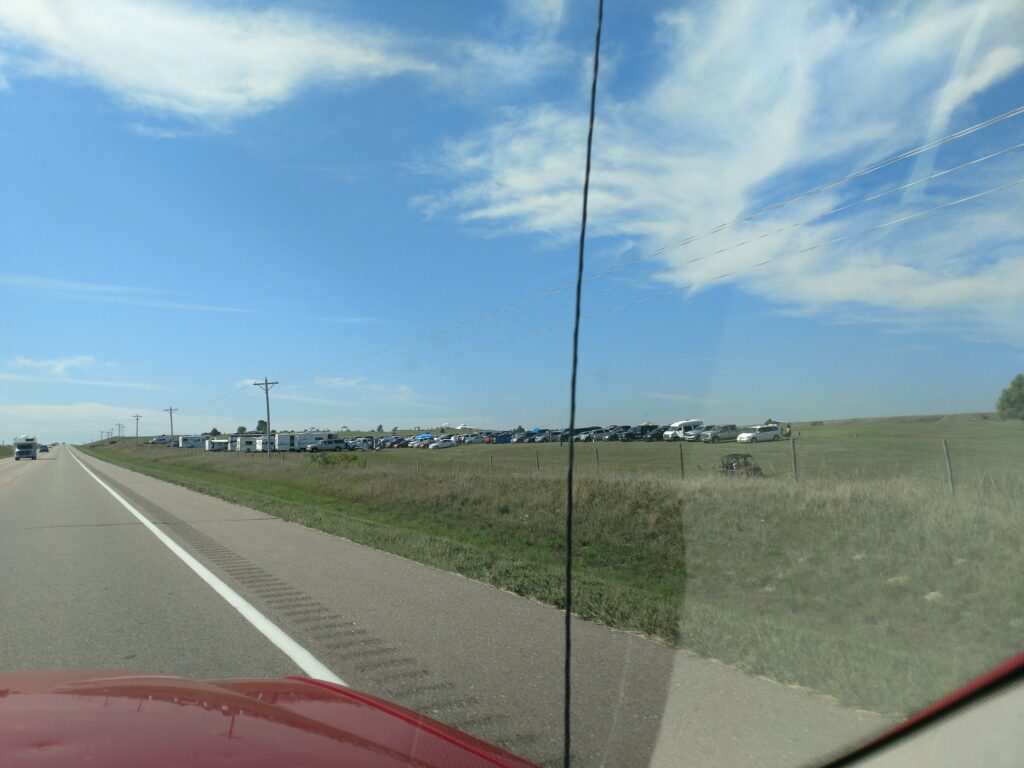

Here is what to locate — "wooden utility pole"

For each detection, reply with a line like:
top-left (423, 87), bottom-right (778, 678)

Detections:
top-left (253, 378), bottom-right (278, 460)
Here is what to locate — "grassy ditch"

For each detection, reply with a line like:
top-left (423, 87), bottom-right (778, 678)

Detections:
top-left (79, 437), bottom-right (1024, 716)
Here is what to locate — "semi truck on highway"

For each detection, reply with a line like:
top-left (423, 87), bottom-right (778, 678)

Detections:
top-left (13, 435), bottom-right (38, 461)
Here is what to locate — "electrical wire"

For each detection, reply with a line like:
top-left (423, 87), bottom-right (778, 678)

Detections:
top-left (172, 108), bottom-right (1024, 415)
top-left (278, 116), bottom-right (1024, 386)
top-left (565, 3), bottom-right (602, 766)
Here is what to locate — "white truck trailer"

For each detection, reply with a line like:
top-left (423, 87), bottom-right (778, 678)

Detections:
top-left (178, 435), bottom-right (206, 449)
top-left (233, 436), bottom-right (260, 452)
top-left (14, 435), bottom-right (38, 461)
top-left (205, 438), bottom-right (231, 452)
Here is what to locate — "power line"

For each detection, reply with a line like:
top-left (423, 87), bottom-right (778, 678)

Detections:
top-left (564, 3), bottom-right (602, 765)
top-left (166, 109), bottom-right (1024, 412)
top-left (287, 175), bottom-right (1022, 385)
top-left (279, 105), bottom-right (1024, 383)
top-left (132, 414), bottom-right (142, 445)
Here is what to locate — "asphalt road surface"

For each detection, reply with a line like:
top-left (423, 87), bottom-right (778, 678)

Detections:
top-left (0, 447), bottom-right (890, 767)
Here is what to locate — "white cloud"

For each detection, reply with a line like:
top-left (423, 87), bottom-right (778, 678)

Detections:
top-left (414, 0), bottom-right (1024, 345)
top-left (509, 0), bottom-right (566, 30)
top-left (4, 356), bottom-right (163, 390)
top-left (0, 403), bottom-right (169, 442)
top-left (643, 391), bottom-right (732, 406)
top-left (0, 0), bottom-right (435, 124)
top-left (321, 316), bottom-right (386, 325)
top-left (311, 376), bottom-right (443, 410)
top-left (14, 355), bottom-right (95, 376)
top-left (1, 272), bottom-right (253, 313)
top-left (315, 376), bottom-right (369, 388)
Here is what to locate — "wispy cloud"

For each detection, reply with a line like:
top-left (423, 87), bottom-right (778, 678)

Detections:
top-left (14, 355), bottom-right (95, 375)
top-left (4, 356), bottom-right (162, 390)
top-left (0, 0), bottom-right (436, 126)
top-left (643, 391), bottom-right (732, 406)
top-left (321, 316), bottom-right (386, 325)
top-left (414, 1), bottom-right (1024, 346)
top-left (315, 377), bottom-right (368, 388)
top-left (129, 122), bottom-right (206, 140)
top-left (275, 393), bottom-right (351, 407)
top-left (0, 272), bottom-right (153, 295)
top-left (312, 376), bottom-right (443, 409)
top-left (1, 272), bottom-right (253, 314)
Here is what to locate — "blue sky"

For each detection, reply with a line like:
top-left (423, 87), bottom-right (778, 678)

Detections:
top-left (1, 0), bottom-right (1022, 443)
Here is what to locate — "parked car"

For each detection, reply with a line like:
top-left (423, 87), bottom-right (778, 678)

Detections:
top-left (463, 433), bottom-right (484, 444)
top-left (700, 424), bottom-right (742, 443)
top-left (511, 432), bottom-right (532, 444)
top-left (643, 426), bottom-right (671, 442)
top-left (602, 426), bottom-right (631, 441)
top-left (619, 425), bottom-right (655, 441)
top-left (429, 438), bottom-right (455, 449)
top-left (491, 434), bottom-right (512, 444)
top-left (737, 424), bottom-right (781, 443)
top-left (306, 439), bottom-right (347, 452)
top-left (683, 425), bottom-right (710, 441)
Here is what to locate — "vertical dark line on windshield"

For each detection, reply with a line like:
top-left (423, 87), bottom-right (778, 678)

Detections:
top-left (565, 2), bottom-right (604, 767)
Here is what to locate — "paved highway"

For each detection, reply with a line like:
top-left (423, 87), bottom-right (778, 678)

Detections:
top-left (0, 446), bottom-right (889, 767)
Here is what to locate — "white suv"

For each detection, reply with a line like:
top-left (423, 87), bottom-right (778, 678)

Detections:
top-left (737, 424), bottom-right (781, 443)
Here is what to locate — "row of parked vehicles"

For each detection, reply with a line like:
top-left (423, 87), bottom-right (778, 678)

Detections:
top-left (148, 420), bottom-right (786, 454)
top-left (570, 421), bottom-right (784, 444)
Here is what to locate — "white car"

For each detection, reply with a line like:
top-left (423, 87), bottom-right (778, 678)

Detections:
top-left (463, 434), bottom-right (484, 444)
top-left (737, 424), bottom-right (781, 443)
top-left (429, 438), bottom-right (455, 449)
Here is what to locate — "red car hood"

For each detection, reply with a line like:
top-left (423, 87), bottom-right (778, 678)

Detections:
top-left (0, 670), bottom-right (535, 767)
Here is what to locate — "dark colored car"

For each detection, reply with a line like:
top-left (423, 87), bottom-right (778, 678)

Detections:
top-left (602, 425), bottom-right (631, 441)
top-left (491, 433), bottom-right (512, 444)
top-left (643, 426), bottom-right (671, 442)
top-left (0, 670), bottom-right (534, 767)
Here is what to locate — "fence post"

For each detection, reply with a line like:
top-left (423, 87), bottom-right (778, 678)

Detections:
top-left (791, 437), bottom-right (798, 483)
top-left (678, 442), bottom-right (684, 480)
top-left (489, 454), bottom-right (493, 480)
top-left (595, 447), bottom-right (600, 477)
top-left (942, 438), bottom-right (955, 495)
top-left (535, 450), bottom-right (541, 477)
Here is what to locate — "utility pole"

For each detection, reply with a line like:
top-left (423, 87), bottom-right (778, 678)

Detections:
top-left (115, 422), bottom-right (124, 438)
top-left (132, 414), bottom-right (142, 445)
top-left (253, 378), bottom-right (278, 460)
top-left (164, 407), bottom-right (178, 446)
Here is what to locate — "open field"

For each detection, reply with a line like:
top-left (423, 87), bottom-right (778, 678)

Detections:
top-left (0, 446), bottom-right (12, 459)
top-left (80, 413), bottom-right (1024, 715)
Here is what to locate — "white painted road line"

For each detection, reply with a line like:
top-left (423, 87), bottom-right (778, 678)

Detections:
top-left (68, 448), bottom-right (346, 686)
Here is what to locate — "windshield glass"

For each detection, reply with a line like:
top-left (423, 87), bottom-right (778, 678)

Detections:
top-left (1, 2), bottom-right (1022, 767)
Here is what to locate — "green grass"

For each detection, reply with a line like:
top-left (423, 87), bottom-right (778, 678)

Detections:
top-left (0, 445), bottom-right (12, 459)
top-left (81, 413), bottom-right (1024, 716)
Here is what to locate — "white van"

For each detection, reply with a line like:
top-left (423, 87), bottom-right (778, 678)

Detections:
top-left (737, 424), bottom-right (781, 443)
top-left (662, 419), bottom-right (704, 441)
